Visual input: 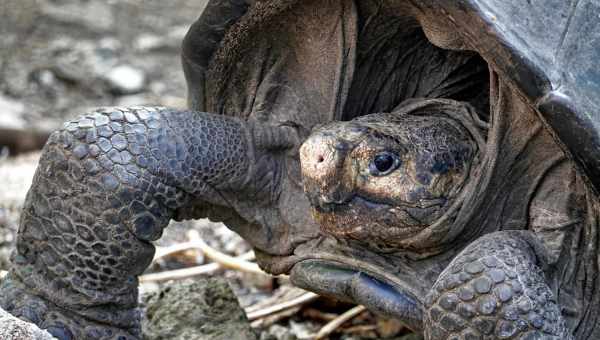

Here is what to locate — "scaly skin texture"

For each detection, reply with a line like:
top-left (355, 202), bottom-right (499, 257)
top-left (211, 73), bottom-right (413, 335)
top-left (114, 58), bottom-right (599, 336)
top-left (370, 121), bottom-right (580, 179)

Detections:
top-left (0, 106), bottom-right (296, 339)
top-left (425, 232), bottom-right (571, 340)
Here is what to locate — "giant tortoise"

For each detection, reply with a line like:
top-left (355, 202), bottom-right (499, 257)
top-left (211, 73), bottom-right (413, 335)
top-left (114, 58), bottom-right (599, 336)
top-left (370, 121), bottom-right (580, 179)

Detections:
top-left (1, 0), bottom-right (600, 339)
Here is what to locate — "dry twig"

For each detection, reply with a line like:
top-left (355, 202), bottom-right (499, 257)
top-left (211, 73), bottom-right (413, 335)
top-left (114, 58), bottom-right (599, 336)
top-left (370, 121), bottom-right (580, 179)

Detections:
top-left (302, 308), bottom-right (340, 322)
top-left (315, 305), bottom-right (368, 339)
top-left (250, 306), bottom-right (302, 328)
top-left (140, 251), bottom-right (255, 283)
top-left (141, 229), bottom-right (268, 282)
top-left (186, 230), bottom-right (265, 275)
top-left (246, 292), bottom-right (319, 321)
top-left (153, 241), bottom-right (205, 262)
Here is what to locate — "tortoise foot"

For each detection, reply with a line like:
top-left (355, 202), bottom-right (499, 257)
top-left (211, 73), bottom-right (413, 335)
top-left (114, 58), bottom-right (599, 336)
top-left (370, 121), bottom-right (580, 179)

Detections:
top-left (424, 231), bottom-right (573, 340)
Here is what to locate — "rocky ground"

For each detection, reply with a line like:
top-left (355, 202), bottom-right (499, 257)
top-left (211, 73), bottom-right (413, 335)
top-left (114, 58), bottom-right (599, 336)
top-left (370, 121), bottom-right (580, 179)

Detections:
top-left (0, 0), bottom-right (420, 339)
top-left (1, 0), bottom-right (197, 146)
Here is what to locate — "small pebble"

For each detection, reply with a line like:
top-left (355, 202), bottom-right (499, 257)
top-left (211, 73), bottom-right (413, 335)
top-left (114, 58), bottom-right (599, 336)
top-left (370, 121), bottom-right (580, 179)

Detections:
top-left (105, 65), bottom-right (146, 95)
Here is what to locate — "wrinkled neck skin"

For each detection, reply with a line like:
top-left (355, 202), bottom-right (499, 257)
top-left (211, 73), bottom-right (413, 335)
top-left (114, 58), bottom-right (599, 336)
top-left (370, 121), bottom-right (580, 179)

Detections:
top-left (177, 120), bottom-right (320, 256)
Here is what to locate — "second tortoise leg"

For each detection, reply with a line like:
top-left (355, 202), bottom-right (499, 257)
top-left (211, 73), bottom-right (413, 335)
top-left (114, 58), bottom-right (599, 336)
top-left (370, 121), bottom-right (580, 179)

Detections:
top-left (424, 231), bottom-right (573, 340)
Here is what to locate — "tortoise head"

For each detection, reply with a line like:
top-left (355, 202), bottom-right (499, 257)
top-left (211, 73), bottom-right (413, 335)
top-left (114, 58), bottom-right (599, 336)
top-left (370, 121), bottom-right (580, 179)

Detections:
top-left (300, 99), bottom-right (478, 251)
top-left (266, 99), bottom-right (485, 331)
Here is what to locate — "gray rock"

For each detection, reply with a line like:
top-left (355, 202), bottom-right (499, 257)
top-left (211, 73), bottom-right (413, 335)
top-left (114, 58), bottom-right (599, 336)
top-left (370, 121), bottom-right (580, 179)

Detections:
top-left (143, 278), bottom-right (258, 340)
top-left (116, 94), bottom-right (154, 107)
top-left (0, 96), bottom-right (51, 154)
top-left (0, 152), bottom-right (40, 270)
top-left (288, 320), bottom-right (315, 340)
top-left (0, 152), bottom-right (39, 209)
top-left (260, 325), bottom-right (296, 340)
top-left (0, 95), bottom-right (25, 130)
top-left (105, 65), bottom-right (146, 95)
top-left (0, 306), bottom-right (56, 340)
top-left (37, 70), bottom-right (57, 87)
top-left (134, 34), bottom-right (166, 52)
top-left (40, 1), bottom-right (114, 33)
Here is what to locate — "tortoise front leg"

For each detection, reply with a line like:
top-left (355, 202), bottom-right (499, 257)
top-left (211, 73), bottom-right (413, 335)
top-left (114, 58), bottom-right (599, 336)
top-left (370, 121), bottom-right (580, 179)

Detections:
top-left (424, 231), bottom-right (572, 340)
top-left (0, 106), bottom-right (295, 339)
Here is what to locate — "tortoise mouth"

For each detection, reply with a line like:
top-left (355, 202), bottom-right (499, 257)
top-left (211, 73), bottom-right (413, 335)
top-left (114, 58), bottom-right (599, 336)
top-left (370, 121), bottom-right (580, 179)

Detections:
top-left (311, 195), bottom-right (445, 250)
top-left (313, 194), bottom-right (447, 214)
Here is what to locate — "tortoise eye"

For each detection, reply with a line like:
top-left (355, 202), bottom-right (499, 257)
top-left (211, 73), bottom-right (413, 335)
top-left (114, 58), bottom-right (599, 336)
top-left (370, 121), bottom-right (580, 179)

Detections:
top-left (369, 152), bottom-right (401, 176)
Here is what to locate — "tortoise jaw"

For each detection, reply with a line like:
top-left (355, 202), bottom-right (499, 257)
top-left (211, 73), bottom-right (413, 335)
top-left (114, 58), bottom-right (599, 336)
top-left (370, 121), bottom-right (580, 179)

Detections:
top-left (253, 237), bottom-right (427, 328)
top-left (252, 236), bottom-right (426, 331)
top-left (289, 259), bottom-right (423, 332)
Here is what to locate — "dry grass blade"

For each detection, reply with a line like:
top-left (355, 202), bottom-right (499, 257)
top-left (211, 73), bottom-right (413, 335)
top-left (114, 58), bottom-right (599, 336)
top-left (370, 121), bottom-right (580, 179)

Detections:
top-left (315, 305), bottom-right (368, 339)
top-left (249, 306), bottom-right (301, 329)
top-left (246, 292), bottom-right (319, 321)
top-left (140, 251), bottom-right (255, 283)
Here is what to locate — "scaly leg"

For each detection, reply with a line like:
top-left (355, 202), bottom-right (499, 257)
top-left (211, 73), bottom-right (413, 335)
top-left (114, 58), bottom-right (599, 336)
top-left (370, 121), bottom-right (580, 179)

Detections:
top-left (424, 231), bottom-right (573, 340)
